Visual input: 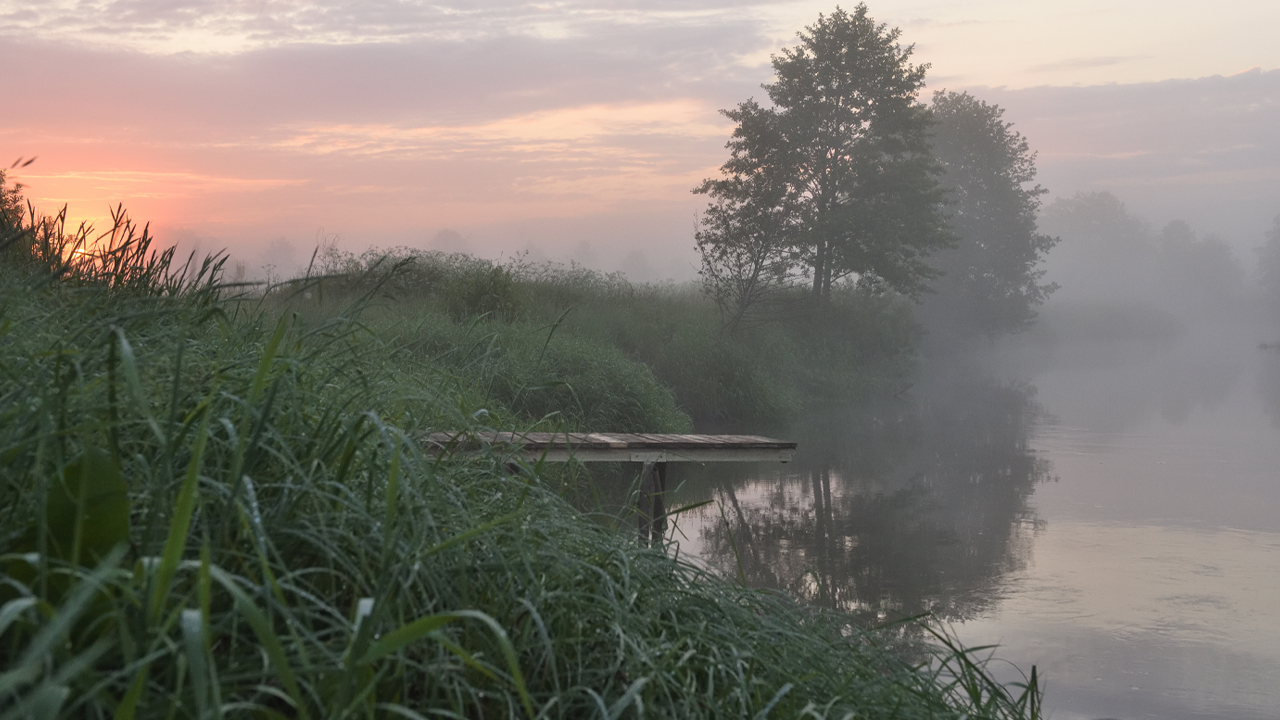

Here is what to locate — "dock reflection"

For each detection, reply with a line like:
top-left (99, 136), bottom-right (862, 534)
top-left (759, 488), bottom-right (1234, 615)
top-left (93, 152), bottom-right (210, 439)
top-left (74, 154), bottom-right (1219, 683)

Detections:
top-left (680, 376), bottom-right (1052, 624)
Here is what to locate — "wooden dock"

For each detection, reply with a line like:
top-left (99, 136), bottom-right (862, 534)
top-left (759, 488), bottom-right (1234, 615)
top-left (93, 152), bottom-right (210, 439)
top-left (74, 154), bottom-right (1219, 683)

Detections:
top-left (423, 432), bottom-right (796, 463)
top-left (424, 431), bottom-right (796, 545)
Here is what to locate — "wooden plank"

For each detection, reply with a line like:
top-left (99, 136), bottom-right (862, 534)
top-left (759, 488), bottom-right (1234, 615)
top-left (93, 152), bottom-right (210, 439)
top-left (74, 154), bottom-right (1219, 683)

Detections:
top-left (422, 431), bottom-right (798, 449)
top-left (422, 431), bottom-right (796, 463)
top-left (507, 447), bottom-right (794, 463)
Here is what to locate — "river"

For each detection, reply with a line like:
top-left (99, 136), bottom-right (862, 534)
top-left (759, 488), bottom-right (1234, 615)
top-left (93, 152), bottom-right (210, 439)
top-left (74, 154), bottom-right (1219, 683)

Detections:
top-left (655, 314), bottom-right (1280, 720)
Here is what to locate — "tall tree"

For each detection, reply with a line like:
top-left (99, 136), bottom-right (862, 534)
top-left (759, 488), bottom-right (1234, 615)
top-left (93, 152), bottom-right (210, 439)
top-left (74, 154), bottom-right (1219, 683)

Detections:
top-left (920, 91), bottom-right (1058, 339)
top-left (695, 4), bottom-right (950, 322)
top-left (694, 167), bottom-right (796, 329)
top-left (1156, 220), bottom-right (1242, 311)
top-left (1039, 191), bottom-right (1246, 317)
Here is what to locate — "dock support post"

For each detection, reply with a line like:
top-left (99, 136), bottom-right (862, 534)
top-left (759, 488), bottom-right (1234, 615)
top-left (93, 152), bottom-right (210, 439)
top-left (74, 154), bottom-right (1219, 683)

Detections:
top-left (637, 461), bottom-right (669, 546)
top-left (653, 462), bottom-right (667, 543)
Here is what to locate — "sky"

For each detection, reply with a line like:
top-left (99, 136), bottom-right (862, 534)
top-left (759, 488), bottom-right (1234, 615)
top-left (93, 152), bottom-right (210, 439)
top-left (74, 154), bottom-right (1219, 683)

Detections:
top-left (1, 0), bottom-right (1277, 279)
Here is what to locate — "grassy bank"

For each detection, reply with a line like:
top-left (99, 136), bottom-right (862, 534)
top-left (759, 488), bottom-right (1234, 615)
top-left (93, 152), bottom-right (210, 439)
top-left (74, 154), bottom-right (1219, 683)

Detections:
top-left (0, 198), bottom-right (1039, 718)
top-left (301, 246), bottom-right (920, 431)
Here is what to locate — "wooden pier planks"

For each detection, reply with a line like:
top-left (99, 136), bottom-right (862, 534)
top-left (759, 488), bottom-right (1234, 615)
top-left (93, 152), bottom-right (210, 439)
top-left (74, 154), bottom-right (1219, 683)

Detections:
top-left (423, 431), bottom-right (796, 463)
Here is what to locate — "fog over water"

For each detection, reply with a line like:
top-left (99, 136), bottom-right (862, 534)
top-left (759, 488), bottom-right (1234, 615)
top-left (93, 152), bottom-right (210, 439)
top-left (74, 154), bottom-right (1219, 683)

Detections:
top-left (647, 198), bottom-right (1280, 719)
top-left (660, 322), bottom-right (1280, 719)
top-left (5, 2), bottom-right (1280, 717)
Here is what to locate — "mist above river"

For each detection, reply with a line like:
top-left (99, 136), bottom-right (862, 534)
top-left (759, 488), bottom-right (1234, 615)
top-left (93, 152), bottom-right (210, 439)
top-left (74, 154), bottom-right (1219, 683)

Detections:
top-left (639, 193), bottom-right (1280, 719)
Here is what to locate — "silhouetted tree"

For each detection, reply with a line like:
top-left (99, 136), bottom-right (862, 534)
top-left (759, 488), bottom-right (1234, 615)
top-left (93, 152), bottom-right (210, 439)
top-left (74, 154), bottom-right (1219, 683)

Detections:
top-left (1038, 192), bottom-right (1246, 317)
top-left (920, 91), bottom-right (1058, 340)
top-left (1039, 191), bottom-right (1149, 250)
top-left (695, 5), bottom-right (950, 322)
top-left (1156, 220), bottom-right (1242, 310)
top-left (1035, 191), bottom-right (1152, 308)
top-left (695, 167), bottom-right (796, 330)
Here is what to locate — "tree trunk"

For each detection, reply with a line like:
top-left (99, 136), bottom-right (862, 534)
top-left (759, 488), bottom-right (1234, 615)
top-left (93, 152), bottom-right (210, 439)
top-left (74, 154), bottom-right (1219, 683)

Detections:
top-left (811, 236), bottom-right (826, 298)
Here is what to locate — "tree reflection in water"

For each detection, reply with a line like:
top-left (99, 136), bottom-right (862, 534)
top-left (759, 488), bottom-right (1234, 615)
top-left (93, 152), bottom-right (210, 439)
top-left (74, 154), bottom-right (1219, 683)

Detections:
top-left (1260, 346), bottom-right (1280, 428)
top-left (692, 377), bottom-right (1052, 624)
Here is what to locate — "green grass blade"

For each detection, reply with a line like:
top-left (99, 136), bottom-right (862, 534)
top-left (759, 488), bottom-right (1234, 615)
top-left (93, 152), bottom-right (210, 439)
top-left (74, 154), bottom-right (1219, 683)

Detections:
top-left (111, 667), bottom-right (149, 720)
top-left (606, 677), bottom-right (650, 720)
top-left (359, 609), bottom-right (534, 719)
top-left (112, 327), bottom-right (165, 446)
top-left (207, 566), bottom-right (311, 720)
top-left (181, 609), bottom-right (212, 719)
top-left (357, 614), bottom-right (455, 665)
top-left (249, 314), bottom-right (290, 406)
top-left (149, 408), bottom-right (211, 624)
top-left (0, 597), bottom-right (37, 637)
top-left (5, 546), bottom-right (124, 673)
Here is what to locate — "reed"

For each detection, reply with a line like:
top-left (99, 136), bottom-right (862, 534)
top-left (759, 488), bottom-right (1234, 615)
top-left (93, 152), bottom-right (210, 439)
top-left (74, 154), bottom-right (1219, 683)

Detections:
top-left (301, 246), bottom-right (919, 429)
top-left (0, 194), bottom-right (1040, 718)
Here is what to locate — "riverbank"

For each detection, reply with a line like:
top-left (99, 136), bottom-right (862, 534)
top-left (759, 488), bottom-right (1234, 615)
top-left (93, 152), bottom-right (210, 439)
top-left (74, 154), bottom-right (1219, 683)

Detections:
top-left (0, 200), bottom-right (1039, 718)
top-left (298, 245), bottom-right (920, 431)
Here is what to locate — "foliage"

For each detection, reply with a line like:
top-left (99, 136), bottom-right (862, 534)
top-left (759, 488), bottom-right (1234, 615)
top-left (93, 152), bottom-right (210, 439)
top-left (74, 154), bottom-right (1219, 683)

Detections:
top-left (1038, 191), bottom-right (1149, 248)
top-left (1155, 219), bottom-right (1243, 310)
top-left (314, 244), bottom-right (519, 320)
top-left (0, 169), bottom-right (24, 228)
top-left (372, 309), bottom-right (695, 434)
top-left (0, 187), bottom-right (1042, 719)
top-left (694, 190), bottom-right (796, 331)
top-left (303, 246), bottom-right (692, 431)
top-left (1039, 192), bottom-right (1244, 318)
top-left (920, 91), bottom-right (1058, 341)
top-left (296, 245), bottom-right (918, 428)
top-left (0, 182), bottom-right (219, 296)
top-left (694, 4), bottom-right (951, 325)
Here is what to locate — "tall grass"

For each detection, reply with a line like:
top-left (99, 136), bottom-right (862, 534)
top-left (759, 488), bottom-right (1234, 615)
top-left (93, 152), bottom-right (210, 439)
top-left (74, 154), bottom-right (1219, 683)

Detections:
top-left (305, 246), bottom-right (920, 429)
top-left (1, 193), bottom-right (1039, 718)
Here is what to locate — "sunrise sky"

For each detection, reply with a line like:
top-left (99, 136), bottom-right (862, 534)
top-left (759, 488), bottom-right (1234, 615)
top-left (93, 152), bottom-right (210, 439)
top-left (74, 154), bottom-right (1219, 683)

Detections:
top-left (2, 0), bottom-right (1278, 278)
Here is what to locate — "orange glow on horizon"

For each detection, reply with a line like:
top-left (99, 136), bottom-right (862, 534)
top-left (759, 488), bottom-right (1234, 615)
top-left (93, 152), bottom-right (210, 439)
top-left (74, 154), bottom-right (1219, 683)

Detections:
top-left (4, 97), bottom-right (733, 250)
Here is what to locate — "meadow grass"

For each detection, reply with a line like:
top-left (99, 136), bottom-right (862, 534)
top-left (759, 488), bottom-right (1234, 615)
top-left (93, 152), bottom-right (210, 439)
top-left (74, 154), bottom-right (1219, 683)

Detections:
top-left (306, 246), bottom-right (920, 429)
top-left (0, 198), bottom-right (1040, 718)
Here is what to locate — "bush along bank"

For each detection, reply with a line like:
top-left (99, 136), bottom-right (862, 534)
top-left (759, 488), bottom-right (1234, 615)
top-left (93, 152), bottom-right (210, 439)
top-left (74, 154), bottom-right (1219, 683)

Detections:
top-left (0, 197), bottom-right (1040, 718)
top-left (302, 246), bottom-right (921, 431)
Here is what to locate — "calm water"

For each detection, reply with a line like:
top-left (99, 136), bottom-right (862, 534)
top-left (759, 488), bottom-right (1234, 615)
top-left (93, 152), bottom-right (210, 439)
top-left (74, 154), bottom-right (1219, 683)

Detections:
top-left (659, 321), bottom-right (1280, 720)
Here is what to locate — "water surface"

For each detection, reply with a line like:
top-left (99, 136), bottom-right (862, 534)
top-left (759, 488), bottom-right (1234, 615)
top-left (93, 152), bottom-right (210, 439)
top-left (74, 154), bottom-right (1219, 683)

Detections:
top-left (661, 321), bottom-right (1280, 720)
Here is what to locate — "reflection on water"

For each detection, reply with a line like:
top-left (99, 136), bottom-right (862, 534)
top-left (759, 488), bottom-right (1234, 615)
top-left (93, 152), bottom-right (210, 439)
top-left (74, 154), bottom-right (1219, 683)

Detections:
top-left (681, 377), bottom-right (1050, 624)
top-left (656, 324), bottom-right (1280, 720)
top-left (1259, 346), bottom-right (1280, 427)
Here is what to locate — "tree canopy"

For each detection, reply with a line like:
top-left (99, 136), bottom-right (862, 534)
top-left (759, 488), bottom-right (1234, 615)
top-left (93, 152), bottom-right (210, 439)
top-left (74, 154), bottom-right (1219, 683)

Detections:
top-left (695, 5), bottom-right (951, 325)
top-left (919, 91), bottom-right (1058, 339)
top-left (1039, 191), bottom-right (1245, 317)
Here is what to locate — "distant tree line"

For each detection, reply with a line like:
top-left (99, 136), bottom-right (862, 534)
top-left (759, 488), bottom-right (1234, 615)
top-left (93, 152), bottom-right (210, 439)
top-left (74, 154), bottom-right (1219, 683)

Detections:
top-left (1038, 190), bottom-right (1249, 318)
top-left (1258, 215), bottom-right (1280, 311)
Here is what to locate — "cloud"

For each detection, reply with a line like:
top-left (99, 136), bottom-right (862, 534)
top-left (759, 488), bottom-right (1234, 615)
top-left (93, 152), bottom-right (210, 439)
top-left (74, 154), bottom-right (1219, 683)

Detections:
top-left (1029, 55), bottom-right (1153, 73)
top-left (903, 17), bottom-right (983, 30)
top-left (0, 3), bottom-right (773, 255)
top-left (0, 0), bottom-right (786, 55)
top-left (23, 169), bottom-right (302, 197)
top-left (269, 99), bottom-right (729, 158)
top-left (969, 68), bottom-right (1280, 245)
top-left (3, 1), bottom-right (1278, 276)
top-left (1, 16), bottom-right (770, 131)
